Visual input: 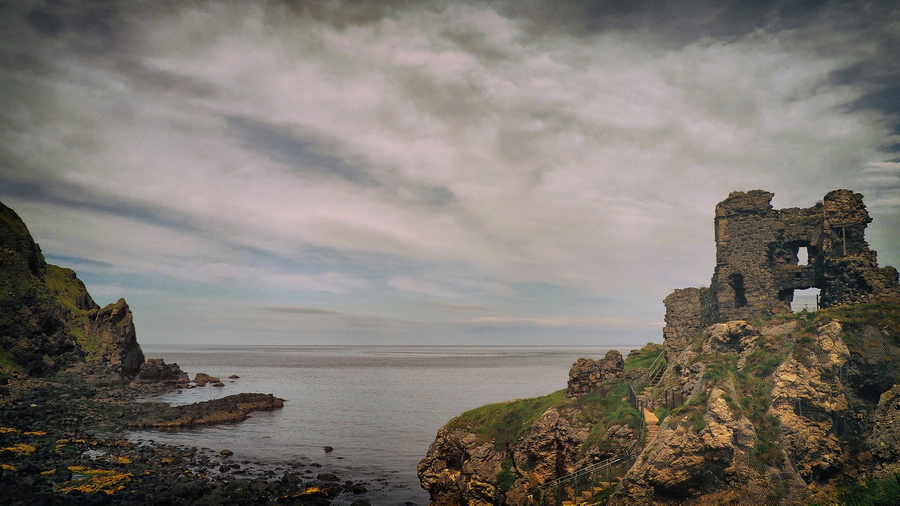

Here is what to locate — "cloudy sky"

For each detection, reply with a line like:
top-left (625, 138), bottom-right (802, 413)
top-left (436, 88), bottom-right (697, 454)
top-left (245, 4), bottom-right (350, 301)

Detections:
top-left (1, 0), bottom-right (898, 346)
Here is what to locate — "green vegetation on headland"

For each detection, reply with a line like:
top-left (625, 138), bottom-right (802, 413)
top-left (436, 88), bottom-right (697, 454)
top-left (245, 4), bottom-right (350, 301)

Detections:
top-left (449, 390), bottom-right (568, 450)
top-left (444, 346), bottom-right (654, 459)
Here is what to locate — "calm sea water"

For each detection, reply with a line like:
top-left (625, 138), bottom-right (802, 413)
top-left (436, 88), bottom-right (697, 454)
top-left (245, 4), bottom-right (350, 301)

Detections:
top-left (128, 345), bottom-right (616, 505)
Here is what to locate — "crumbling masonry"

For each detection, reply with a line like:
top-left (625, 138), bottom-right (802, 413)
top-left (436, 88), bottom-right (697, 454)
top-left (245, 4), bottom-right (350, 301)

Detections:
top-left (663, 189), bottom-right (900, 360)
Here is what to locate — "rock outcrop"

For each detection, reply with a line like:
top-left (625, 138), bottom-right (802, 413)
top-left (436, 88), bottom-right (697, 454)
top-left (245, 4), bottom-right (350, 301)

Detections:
top-left (610, 306), bottom-right (900, 506)
top-left (0, 201), bottom-right (146, 379)
top-left (133, 358), bottom-right (190, 385)
top-left (567, 349), bottom-right (624, 397)
top-left (127, 393), bottom-right (285, 428)
top-left (418, 349), bottom-right (646, 506)
top-left (84, 298), bottom-right (145, 378)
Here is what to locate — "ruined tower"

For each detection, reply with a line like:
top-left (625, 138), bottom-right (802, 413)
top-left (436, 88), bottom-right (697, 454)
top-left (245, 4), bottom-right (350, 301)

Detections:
top-left (663, 189), bottom-right (900, 361)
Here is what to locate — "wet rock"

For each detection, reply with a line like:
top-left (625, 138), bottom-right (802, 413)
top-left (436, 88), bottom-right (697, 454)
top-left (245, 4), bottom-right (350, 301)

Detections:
top-left (133, 358), bottom-right (189, 385)
top-left (317, 472), bottom-right (339, 481)
top-left (282, 472), bottom-right (302, 483)
top-left (220, 449), bottom-right (234, 457)
top-left (127, 393), bottom-right (285, 428)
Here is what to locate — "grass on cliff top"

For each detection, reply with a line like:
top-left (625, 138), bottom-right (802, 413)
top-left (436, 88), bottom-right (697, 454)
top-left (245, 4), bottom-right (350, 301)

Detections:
top-left (623, 342), bottom-right (664, 372)
top-left (448, 390), bottom-right (566, 450)
top-left (44, 265), bottom-right (88, 314)
top-left (750, 299), bottom-right (900, 348)
top-left (578, 382), bottom-right (640, 452)
top-left (43, 264), bottom-right (103, 353)
top-left (816, 299), bottom-right (900, 331)
top-left (814, 299), bottom-right (900, 352)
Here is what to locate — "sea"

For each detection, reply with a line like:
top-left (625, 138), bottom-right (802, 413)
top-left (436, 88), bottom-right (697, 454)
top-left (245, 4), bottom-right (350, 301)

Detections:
top-left (128, 345), bottom-right (618, 505)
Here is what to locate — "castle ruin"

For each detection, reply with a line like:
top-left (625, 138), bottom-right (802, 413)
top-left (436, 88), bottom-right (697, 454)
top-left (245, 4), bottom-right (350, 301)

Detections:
top-left (663, 189), bottom-right (900, 360)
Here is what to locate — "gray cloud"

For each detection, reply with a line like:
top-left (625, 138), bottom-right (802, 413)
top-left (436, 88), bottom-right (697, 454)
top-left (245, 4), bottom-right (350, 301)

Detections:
top-left (227, 116), bottom-right (381, 187)
top-left (2, 0), bottom-right (898, 345)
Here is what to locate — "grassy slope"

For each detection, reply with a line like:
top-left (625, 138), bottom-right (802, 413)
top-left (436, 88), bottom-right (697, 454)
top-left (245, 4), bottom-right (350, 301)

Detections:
top-left (446, 345), bottom-right (660, 455)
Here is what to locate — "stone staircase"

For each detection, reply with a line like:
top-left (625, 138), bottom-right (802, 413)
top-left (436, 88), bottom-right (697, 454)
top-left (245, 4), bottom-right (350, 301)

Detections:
top-left (644, 408), bottom-right (659, 441)
top-left (560, 483), bottom-right (617, 506)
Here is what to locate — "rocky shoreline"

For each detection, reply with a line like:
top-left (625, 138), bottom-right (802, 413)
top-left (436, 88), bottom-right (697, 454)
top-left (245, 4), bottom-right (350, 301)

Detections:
top-left (0, 364), bottom-right (377, 506)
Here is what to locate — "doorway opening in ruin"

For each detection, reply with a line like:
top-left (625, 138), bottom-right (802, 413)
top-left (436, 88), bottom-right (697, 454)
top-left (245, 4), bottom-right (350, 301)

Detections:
top-left (791, 287), bottom-right (820, 312)
top-left (729, 273), bottom-right (747, 308)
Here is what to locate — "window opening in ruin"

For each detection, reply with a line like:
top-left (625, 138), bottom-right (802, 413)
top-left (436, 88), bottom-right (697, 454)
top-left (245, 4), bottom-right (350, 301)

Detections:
top-left (798, 246), bottom-right (810, 266)
top-left (778, 288), bottom-right (793, 302)
top-left (788, 241), bottom-right (812, 266)
top-left (838, 227), bottom-right (847, 256)
top-left (729, 273), bottom-right (747, 308)
top-left (791, 288), bottom-right (819, 312)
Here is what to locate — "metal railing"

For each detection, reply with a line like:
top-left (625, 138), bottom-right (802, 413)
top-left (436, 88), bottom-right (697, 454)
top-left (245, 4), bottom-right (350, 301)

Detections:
top-left (527, 363), bottom-right (665, 506)
top-left (525, 351), bottom-right (671, 506)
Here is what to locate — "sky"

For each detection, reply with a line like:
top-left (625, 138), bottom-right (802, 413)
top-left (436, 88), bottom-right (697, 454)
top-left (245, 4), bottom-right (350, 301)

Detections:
top-left (1, 0), bottom-right (899, 347)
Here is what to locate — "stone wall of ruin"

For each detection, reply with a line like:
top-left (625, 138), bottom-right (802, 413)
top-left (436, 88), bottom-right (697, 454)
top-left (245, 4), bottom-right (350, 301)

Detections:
top-left (663, 189), bottom-right (900, 359)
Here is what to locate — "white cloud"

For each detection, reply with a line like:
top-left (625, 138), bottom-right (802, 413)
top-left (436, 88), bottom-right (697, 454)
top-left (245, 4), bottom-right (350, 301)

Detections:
top-left (2, 0), bottom-right (898, 344)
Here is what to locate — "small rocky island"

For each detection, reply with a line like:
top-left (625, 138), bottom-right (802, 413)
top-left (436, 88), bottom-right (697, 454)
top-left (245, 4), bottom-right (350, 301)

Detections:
top-left (418, 190), bottom-right (900, 506)
top-left (0, 201), bottom-right (368, 505)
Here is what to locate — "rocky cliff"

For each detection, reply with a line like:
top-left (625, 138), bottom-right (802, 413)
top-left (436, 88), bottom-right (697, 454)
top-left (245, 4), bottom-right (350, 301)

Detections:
top-left (610, 302), bottom-right (900, 506)
top-left (418, 303), bottom-right (900, 506)
top-left (0, 201), bottom-right (144, 378)
top-left (417, 348), bottom-right (657, 506)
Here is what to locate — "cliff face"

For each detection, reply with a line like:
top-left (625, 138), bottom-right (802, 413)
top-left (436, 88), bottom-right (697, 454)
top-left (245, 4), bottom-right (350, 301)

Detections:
top-left (418, 349), bottom-right (650, 506)
top-left (0, 201), bottom-right (144, 378)
top-left (611, 304), bottom-right (900, 506)
top-left (418, 304), bottom-right (900, 506)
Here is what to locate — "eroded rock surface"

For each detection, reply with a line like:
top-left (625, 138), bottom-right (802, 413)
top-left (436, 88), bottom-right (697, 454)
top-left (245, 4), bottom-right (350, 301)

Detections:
top-left (610, 316), bottom-right (900, 506)
top-left (567, 350), bottom-right (624, 397)
top-left (127, 393), bottom-right (285, 428)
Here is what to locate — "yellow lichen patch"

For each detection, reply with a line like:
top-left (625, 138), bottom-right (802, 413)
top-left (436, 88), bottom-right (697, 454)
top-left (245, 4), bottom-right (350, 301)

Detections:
top-left (1, 464), bottom-right (17, 471)
top-left (68, 466), bottom-right (117, 474)
top-left (24, 431), bottom-right (48, 436)
top-left (55, 438), bottom-right (87, 452)
top-left (57, 471), bottom-right (133, 495)
top-left (0, 427), bottom-right (18, 434)
top-left (111, 456), bottom-right (133, 464)
top-left (2, 443), bottom-right (37, 454)
top-left (41, 469), bottom-right (56, 475)
top-left (298, 486), bottom-right (324, 496)
top-left (280, 486), bottom-right (327, 500)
